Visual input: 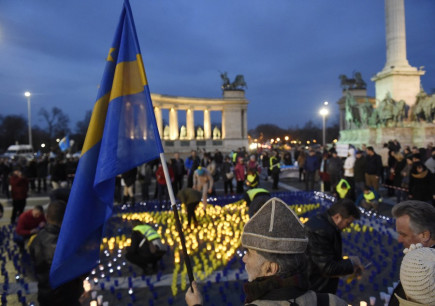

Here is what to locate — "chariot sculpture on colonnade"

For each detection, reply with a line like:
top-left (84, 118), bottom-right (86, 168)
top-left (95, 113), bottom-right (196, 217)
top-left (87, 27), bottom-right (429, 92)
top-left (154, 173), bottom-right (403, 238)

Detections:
top-left (220, 72), bottom-right (247, 91)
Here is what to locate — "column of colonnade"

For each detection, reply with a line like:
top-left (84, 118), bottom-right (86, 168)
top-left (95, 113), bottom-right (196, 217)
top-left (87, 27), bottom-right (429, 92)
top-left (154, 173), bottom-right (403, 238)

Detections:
top-left (154, 107), bottom-right (217, 140)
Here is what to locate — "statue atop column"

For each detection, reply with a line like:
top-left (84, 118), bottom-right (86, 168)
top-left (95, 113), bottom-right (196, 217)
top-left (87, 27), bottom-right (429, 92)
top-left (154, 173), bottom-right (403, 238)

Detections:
top-left (220, 72), bottom-right (247, 90)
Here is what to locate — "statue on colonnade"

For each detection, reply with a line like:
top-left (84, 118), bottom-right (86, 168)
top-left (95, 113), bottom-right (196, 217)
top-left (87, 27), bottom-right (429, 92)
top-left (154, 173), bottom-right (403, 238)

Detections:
top-left (220, 72), bottom-right (247, 90)
top-left (196, 127), bottom-right (204, 140)
top-left (163, 125), bottom-right (170, 140)
top-left (179, 125), bottom-right (187, 140)
top-left (212, 126), bottom-right (221, 139)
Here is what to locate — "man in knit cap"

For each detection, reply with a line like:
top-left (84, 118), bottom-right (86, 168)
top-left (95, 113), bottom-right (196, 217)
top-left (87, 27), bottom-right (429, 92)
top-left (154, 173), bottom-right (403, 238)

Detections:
top-left (389, 200), bottom-right (435, 306)
top-left (186, 197), bottom-right (347, 305)
top-left (395, 244), bottom-right (435, 305)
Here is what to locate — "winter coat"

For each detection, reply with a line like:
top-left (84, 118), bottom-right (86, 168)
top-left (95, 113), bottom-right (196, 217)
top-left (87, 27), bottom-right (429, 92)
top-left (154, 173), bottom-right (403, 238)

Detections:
top-left (365, 153), bottom-right (382, 176)
top-left (354, 156), bottom-right (366, 183)
top-left (409, 168), bottom-right (434, 202)
top-left (305, 212), bottom-right (354, 294)
top-left (304, 155), bottom-right (320, 172)
top-left (29, 224), bottom-right (84, 306)
top-left (9, 174), bottom-right (28, 200)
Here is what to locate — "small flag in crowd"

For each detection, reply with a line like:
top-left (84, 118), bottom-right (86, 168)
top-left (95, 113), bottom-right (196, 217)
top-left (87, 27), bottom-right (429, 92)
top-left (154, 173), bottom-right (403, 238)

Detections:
top-left (50, 0), bottom-right (163, 287)
top-left (58, 135), bottom-right (70, 152)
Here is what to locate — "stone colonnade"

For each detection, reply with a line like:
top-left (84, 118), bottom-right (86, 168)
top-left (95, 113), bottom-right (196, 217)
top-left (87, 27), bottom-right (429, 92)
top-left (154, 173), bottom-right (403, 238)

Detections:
top-left (150, 90), bottom-right (248, 152)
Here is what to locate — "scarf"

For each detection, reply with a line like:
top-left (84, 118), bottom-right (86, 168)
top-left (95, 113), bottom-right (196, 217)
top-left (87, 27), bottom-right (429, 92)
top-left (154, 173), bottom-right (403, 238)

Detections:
top-left (411, 169), bottom-right (428, 179)
top-left (244, 274), bottom-right (308, 304)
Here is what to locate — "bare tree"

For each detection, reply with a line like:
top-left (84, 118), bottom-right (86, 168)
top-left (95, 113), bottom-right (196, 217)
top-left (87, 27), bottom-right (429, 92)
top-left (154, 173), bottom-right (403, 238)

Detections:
top-left (0, 115), bottom-right (27, 150)
top-left (38, 107), bottom-right (70, 146)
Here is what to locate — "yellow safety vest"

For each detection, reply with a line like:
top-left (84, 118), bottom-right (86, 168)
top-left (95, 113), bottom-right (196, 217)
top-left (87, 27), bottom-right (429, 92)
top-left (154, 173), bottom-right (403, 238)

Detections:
top-left (247, 174), bottom-right (258, 187)
top-left (246, 188), bottom-right (270, 201)
top-left (363, 191), bottom-right (376, 203)
top-left (336, 179), bottom-right (351, 199)
top-left (269, 156), bottom-right (280, 170)
top-left (133, 225), bottom-right (161, 241)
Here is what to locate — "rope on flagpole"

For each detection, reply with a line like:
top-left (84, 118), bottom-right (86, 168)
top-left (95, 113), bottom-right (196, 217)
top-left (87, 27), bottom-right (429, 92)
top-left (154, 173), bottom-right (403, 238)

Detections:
top-left (159, 152), bottom-right (195, 292)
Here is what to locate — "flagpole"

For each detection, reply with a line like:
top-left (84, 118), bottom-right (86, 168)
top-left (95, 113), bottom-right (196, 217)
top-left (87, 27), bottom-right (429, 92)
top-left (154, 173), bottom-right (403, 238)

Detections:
top-left (159, 152), bottom-right (195, 291)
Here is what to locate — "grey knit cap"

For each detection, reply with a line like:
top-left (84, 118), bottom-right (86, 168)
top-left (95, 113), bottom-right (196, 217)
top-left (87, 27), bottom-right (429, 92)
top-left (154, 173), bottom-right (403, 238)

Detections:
top-left (241, 197), bottom-right (308, 254)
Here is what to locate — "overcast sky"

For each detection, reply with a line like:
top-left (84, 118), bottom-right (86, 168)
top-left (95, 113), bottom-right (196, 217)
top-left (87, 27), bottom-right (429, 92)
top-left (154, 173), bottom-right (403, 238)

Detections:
top-left (0, 0), bottom-right (434, 131)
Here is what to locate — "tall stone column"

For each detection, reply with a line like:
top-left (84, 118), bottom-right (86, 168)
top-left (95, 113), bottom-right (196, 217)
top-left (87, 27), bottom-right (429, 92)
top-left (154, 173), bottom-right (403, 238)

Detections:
top-left (242, 108), bottom-right (248, 139)
top-left (154, 106), bottom-right (163, 138)
top-left (186, 109), bottom-right (194, 140)
top-left (384, 0), bottom-right (410, 69)
top-left (371, 0), bottom-right (424, 108)
top-left (169, 107), bottom-right (179, 140)
top-left (204, 109), bottom-right (211, 139)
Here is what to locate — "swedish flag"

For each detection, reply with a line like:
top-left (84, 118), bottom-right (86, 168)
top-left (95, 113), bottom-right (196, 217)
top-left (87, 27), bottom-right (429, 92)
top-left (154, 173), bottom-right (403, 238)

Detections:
top-left (50, 0), bottom-right (163, 287)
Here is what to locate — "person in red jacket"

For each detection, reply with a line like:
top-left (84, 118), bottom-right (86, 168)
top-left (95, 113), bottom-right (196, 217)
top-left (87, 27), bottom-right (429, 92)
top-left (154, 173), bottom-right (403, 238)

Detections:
top-left (9, 170), bottom-right (29, 223)
top-left (155, 162), bottom-right (174, 209)
top-left (234, 157), bottom-right (246, 194)
top-left (14, 205), bottom-right (46, 250)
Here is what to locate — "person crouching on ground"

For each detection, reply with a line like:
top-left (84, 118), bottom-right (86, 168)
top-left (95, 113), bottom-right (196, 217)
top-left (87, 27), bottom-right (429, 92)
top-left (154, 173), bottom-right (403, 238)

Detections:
top-left (186, 197), bottom-right (348, 305)
top-left (14, 205), bottom-right (46, 251)
top-left (177, 187), bottom-right (202, 228)
top-left (125, 220), bottom-right (167, 274)
top-left (355, 185), bottom-right (381, 212)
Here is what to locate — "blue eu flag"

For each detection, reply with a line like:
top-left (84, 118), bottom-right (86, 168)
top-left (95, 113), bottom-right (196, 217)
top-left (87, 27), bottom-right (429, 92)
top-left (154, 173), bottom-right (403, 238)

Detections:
top-left (50, 0), bottom-right (163, 287)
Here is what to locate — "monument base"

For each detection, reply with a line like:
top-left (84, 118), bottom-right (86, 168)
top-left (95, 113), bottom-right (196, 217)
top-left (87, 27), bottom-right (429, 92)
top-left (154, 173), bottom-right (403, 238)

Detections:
top-left (339, 124), bottom-right (435, 150)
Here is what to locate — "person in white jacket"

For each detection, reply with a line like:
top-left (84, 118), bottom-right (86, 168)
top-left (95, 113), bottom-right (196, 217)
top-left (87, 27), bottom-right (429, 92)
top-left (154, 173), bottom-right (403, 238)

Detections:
top-left (343, 148), bottom-right (356, 200)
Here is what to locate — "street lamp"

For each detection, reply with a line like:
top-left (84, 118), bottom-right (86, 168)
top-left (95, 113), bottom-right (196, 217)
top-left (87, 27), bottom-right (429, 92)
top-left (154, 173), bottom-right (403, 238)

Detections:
top-left (24, 91), bottom-right (32, 147)
top-left (319, 102), bottom-right (329, 147)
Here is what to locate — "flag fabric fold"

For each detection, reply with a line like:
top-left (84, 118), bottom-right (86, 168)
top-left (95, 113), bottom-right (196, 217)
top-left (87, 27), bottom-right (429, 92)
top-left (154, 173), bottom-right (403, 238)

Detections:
top-left (50, 0), bottom-right (163, 287)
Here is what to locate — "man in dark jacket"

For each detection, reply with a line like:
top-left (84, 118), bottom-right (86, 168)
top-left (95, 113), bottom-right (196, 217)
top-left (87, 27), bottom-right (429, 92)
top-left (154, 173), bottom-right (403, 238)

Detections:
top-left (29, 200), bottom-right (84, 306)
top-left (304, 149), bottom-right (320, 191)
top-left (171, 152), bottom-right (185, 195)
top-left (353, 150), bottom-right (366, 198)
top-left (365, 146), bottom-right (382, 193)
top-left (327, 150), bottom-right (343, 193)
top-left (305, 199), bottom-right (363, 294)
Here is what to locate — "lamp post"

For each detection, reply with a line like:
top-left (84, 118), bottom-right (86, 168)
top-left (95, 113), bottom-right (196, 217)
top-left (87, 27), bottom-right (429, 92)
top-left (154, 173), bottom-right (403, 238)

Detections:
top-left (24, 91), bottom-right (33, 147)
top-left (319, 102), bottom-right (329, 147)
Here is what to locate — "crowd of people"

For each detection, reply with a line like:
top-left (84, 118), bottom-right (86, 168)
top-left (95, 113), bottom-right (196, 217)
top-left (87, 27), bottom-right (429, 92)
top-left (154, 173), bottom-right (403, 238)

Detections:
top-left (1, 142), bottom-right (435, 305)
top-left (186, 198), bottom-right (435, 306)
top-left (2, 140), bottom-right (434, 225)
top-left (294, 141), bottom-right (435, 209)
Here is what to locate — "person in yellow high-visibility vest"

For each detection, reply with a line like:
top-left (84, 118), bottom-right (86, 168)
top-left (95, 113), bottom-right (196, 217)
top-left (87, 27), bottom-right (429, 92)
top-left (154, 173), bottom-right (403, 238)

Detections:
top-left (355, 186), bottom-right (382, 212)
top-left (243, 188), bottom-right (271, 217)
top-left (335, 178), bottom-right (351, 200)
top-left (269, 150), bottom-right (281, 189)
top-left (126, 222), bottom-right (167, 274)
top-left (245, 168), bottom-right (259, 189)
